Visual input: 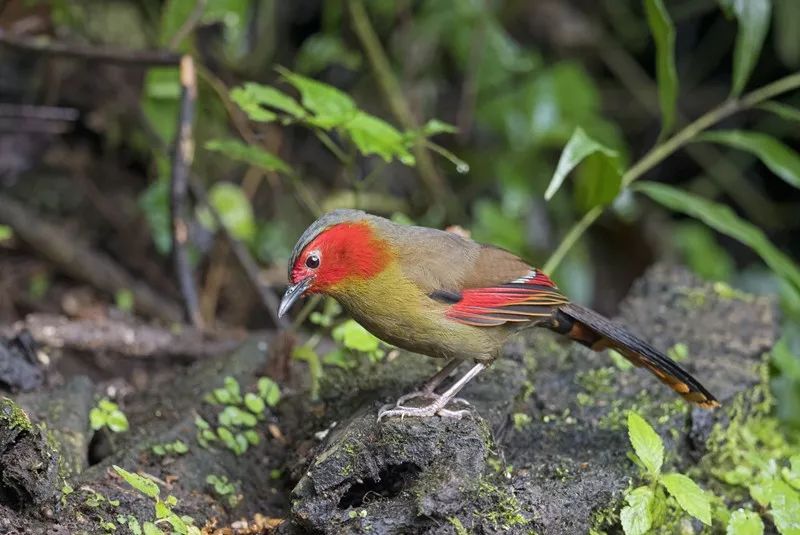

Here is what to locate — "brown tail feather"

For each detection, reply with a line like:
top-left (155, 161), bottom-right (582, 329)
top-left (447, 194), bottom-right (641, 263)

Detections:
top-left (549, 303), bottom-right (719, 409)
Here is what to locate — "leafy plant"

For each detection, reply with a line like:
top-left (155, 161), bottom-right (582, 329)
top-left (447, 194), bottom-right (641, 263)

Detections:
top-left (113, 465), bottom-right (200, 535)
top-left (90, 399), bottom-right (129, 434)
top-left (151, 440), bottom-right (189, 457)
top-left (620, 411), bottom-right (711, 534)
top-left (542, 0), bottom-right (800, 305)
top-left (205, 474), bottom-right (241, 507)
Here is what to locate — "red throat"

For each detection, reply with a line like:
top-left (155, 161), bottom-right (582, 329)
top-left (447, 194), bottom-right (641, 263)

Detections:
top-left (292, 222), bottom-right (392, 291)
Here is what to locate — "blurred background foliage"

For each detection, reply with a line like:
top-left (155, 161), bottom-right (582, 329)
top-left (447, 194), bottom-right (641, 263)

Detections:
top-left (1, 0), bottom-right (800, 429)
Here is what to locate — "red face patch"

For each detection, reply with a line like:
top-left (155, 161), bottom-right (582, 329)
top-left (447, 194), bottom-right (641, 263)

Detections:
top-left (290, 222), bottom-right (392, 293)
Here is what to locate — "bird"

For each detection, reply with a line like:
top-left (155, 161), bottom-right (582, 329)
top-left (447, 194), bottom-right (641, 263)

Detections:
top-left (278, 209), bottom-right (719, 420)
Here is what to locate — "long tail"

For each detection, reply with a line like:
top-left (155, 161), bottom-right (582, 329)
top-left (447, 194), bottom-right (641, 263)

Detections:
top-left (549, 303), bottom-right (719, 409)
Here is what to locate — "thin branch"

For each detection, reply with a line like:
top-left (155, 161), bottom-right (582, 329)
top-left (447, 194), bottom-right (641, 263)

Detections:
top-left (347, 0), bottom-right (455, 208)
top-left (0, 29), bottom-right (180, 65)
top-left (170, 55), bottom-right (203, 328)
top-left (544, 72), bottom-right (800, 273)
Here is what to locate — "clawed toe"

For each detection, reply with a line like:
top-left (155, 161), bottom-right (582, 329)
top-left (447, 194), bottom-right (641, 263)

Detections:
top-left (377, 401), bottom-right (473, 421)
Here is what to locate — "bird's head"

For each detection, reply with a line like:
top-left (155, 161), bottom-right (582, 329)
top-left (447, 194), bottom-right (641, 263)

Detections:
top-left (278, 210), bottom-right (392, 317)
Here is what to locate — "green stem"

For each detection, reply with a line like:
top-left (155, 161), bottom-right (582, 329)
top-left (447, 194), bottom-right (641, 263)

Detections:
top-left (315, 130), bottom-right (350, 165)
top-left (544, 71), bottom-right (800, 272)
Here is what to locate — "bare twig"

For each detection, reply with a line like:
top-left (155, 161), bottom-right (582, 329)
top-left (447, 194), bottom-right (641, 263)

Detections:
top-left (0, 194), bottom-right (183, 323)
top-left (170, 55), bottom-right (203, 329)
top-left (0, 29), bottom-right (180, 65)
top-left (5, 314), bottom-right (241, 360)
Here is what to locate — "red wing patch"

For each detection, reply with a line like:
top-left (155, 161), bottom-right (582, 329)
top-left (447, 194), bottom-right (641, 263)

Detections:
top-left (444, 270), bottom-right (569, 327)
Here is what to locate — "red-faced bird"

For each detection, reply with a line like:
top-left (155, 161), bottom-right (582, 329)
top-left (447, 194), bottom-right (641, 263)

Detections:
top-left (279, 209), bottom-right (719, 420)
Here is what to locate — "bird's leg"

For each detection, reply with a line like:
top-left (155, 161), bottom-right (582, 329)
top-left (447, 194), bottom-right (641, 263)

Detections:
top-left (378, 363), bottom-right (486, 421)
top-left (394, 357), bottom-right (463, 406)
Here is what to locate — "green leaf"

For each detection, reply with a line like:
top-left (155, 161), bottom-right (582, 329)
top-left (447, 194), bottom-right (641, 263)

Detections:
top-left (345, 112), bottom-right (415, 165)
top-left (205, 139), bottom-right (292, 174)
top-left (257, 377), bottom-right (281, 407)
top-left (0, 225), bottom-right (12, 242)
top-left (697, 130), bottom-right (800, 189)
top-left (332, 319), bottom-right (381, 353)
top-left (635, 181), bottom-right (800, 293)
top-left (230, 83), bottom-right (305, 121)
top-left (420, 119), bottom-right (458, 137)
top-left (159, 0), bottom-right (197, 47)
top-left (660, 473), bottom-right (712, 525)
top-left (141, 67), bottom-right (180, 143)
top-left (783, 454), bottom-right (800, 489)
top-left (207, 183), bottom-right (256, 241)
top-left (758, 101), bottom-right (800, 123)
top-left (574, 151), bottom-right (623, 212)
top-left (277, 67), bottom-right (357, 129)
top-left (106, 410), bottom-right (129, 433)
top-left (627, 411), bottom-right (664, 476)
top-left (544, 127), bottom-right (621, 202)
top-left (143, 522), bottom-right (161, 535)
top-left (89, 408), bottom-right (107, 431)
top-left (620, 486), bottom-right (654, 535)
top-left (645, 0), bottom-right (679, 134)
top-left (726, 0), bottom-right (772, 96)
top-left (769, 480), bottom-right (800, 535)
top-left (295, 33), bottom-right (362, 74)
top-left (244, 392), bottom-right (265, 415)
top-left (726, 508), bottom-right (764, 535)
top-left (113, 466), bottom-right (160, 498)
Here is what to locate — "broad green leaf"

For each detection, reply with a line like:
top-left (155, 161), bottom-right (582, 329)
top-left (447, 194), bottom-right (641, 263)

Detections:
top-left (545, 127), bottom-right (621, 202)
top-left (113, 466), bottom-right (160, 498)
top-left (332, 319), bottom-right (381, 352)
top-left (143, 522), bottom-right (161, 535)
top-left (698, 130), bottom-right (800, 189)
top-left (770, 480), bottom-right (800, 535)
top-left (627, 411), bottom-right (664, 476)
top-left (345, 113), bottom-right (414, 164)
top-left (726, 508), bottom-right (764, 535)
top-left (205, 139), bottom-right (292, 174)
top-left (208, 182), bottom-right (256, 241)
top-left (661, 473), bottom-right (711, 525)
top-left (635, 181), bottom-right (800, 293)
top-left (783, 454), bottom-right (800, 489)
top-left (277, 67), bottom-right (357, 128)
top-left (89, 408), bottom-right (106, 430)
top-left (758, 101), bottom-right (800, 123)
top-left (106, 410), bottom-right (129, 433)
top-left (231, 83), bottom-right (305, 120)
top-left (620, 486), bottom-right (654, 535)
top-left (574, 151), bottom-right (623, 211)
top-left (645, 0), bottom-right (679, 134)
top-left (725, 0), bottom-right (772, 96)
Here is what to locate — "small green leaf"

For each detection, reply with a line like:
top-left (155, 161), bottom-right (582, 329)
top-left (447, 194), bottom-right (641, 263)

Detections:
top-left (106, 410), bottom-right (129, 433)
top-left (332, 319), bottom-right (382, 352)
top-left (645, 0), bottom-right (679, 134)
top-left (783, 454), bottom-right (800, 489)
top-left (143, 522), bottom-right (161, 535)
top-left (726, 508), bottom-right (764, 535)
top-left (635, 181), bottom-right (800, 293)
top-left (114, 289), bottom-right (134, 313)
top-left (574, 151), bottom-right (623, 211)
top-left (620, 486), bottom-right (654, 535)
top-left (758, 101), bottom-right (800, 123)
top-left (206, 139), bottom-right (292, 174)
top-left (230, 83), bottom-right (305, 121)
top-left (172, 440), bottom-right (189, 454)
top-left (545, 127), bottom-right (621, 202)
top-left (697, 130), bottom-right (800, 189)
top-left (244, 392), bottom-right (265, 415)
top-left (420, 119), bottom-right (458, 136)
top-left (0, 225), bottom-right (13, 242)
top-left (89, 408), bottom-right (107, 431)
top-left (208, 183), bottom-right (256, 241)
top-left (660, 473), bottom-right (712, 525)
top-left (725, 0), bottom-right (772, 96)
top-left (345, 112), bottom-right (415, 164)
top-left (244, 429), bottom-right (260, 445)
top-left (627, 411), bottom-right (664, 476)
top-left (277, 67), bottom-right (357, 128)
top-left (257, 377), bottom-right (281, 407)
top-left (113, 466), bottom-right (160, 499)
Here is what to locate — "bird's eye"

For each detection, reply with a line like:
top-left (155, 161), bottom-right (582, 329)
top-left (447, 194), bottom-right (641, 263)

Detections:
top-left (305, 254), bottom-right (320, 269)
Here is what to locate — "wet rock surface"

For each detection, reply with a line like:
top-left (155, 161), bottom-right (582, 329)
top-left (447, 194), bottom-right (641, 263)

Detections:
top-left (0, 266), bottom-right (781, 534)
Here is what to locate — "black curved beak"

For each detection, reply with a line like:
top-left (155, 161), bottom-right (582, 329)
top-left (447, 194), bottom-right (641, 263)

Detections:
top-left (278, 276), bottom-right (313, 318)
